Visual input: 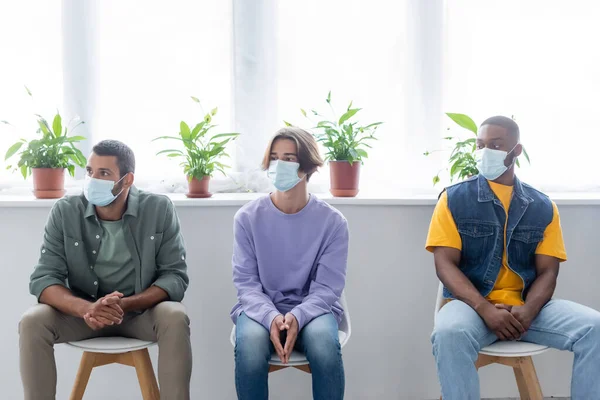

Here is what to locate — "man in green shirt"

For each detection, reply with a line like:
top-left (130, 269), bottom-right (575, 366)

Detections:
top-left (19, 140), bottom-right (191, 400)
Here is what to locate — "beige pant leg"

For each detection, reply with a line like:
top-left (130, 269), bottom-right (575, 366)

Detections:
top-left (19, 304), bottom-right (100, 400)
top-left (117, 301), bottom-right (192, 400)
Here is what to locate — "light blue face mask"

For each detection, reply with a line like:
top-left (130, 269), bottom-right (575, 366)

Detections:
top-left (475, 144), bottom-right (518, 181)
top-left (84, 175), bottom-right (126, 207)
top-left (267, 160), bottom-right (305, 192)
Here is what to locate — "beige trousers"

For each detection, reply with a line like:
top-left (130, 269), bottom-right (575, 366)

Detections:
top-left (19, 301), bottom-right (192, 400)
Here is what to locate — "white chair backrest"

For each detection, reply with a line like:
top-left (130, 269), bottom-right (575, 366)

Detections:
top-left (338, 291), bottom-right (351, 345)
top-left (434, 282), bottom-right (444, 324)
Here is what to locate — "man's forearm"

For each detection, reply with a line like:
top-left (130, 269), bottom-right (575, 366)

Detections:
top-left (523, 269), bottom-right (557, 314)
top-left (437, 262), bottom-right (492, 313)
top-left (39, 285), bottom-right (91, 318)
top-left (434, 247), bottom-right (493, 315)
top-left (121, 286), bottom-right (169, 313)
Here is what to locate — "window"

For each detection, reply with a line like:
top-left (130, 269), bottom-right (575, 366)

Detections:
top-left (93, 0), bottom-right (233, 183)
top-left (445, 0), bottom-right (600, 191)
top-left (1, 1), bottom-right (598, 194)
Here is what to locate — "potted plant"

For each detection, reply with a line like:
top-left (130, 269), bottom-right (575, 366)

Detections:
top-left (425, 113), bottom-right (530, 185)
top-left (3, 88), bottom-right (87, 199)
top-left (292, 91), bottom-right (382, 197)
top-left (154, 96), bottom-right (240, 198)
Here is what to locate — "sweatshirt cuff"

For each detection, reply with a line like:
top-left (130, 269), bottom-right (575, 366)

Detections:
top-left (290, 307), bottom-right (307, 331)
top-left (262, 310), bottom-right (282, 331)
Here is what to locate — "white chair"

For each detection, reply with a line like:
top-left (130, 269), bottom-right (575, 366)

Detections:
top-left (230, 291), bottom-right (351, 374)
top-left (434, 282), bottom-right (547, 400)
top-left (66, 337), bottom-right (159, 400)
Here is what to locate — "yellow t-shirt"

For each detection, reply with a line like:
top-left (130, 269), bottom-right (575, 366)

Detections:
top-left (426, 181), bottom-right (567, 306)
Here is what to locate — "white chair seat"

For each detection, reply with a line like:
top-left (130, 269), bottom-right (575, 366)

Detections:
top-left (66, 337), bottom-right (156, 354)
top-left (480, 340), bottom-right (548, 357)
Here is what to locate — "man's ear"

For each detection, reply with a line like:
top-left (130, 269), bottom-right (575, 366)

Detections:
top-left (122, 172), bottom-right (135, 188)
top-left (513, 143), bottom-right (523, 157)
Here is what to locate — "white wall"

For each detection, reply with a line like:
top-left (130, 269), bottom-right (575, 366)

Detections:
top-left (1, 201), bottom-right (599, 399)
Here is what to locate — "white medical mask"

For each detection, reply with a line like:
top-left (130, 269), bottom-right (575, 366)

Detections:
top-left (267, 160), bottom-right (304, 192)
top-left (474, 144), bottom-right (518, 181)
top-left (84, 175), bottom-right (126, 207)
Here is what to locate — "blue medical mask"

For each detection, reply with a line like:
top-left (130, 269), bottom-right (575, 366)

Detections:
top-left (475, 144), bottom-right (518, 181)
top-left (84, 175), bottom-right (126, 207)
top-left (267, 160), bottom-right (305, 192)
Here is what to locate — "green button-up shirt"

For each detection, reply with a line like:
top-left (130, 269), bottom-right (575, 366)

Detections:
top-left (30, 187), bottom-right (189, 302)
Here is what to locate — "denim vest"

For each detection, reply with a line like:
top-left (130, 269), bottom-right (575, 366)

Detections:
top-left (444, 175), bottom-right (553, 301)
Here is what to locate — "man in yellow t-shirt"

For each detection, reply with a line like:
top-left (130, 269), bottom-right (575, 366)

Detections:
top-left (427, 116), bottom-right (600, 400)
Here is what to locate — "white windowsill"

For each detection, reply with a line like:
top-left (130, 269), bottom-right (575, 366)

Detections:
top-left (1, 191), bottom-right (600, 208)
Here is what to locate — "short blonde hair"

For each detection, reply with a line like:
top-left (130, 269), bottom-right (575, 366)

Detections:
top-left (261, 127), bottom-right (324, 181)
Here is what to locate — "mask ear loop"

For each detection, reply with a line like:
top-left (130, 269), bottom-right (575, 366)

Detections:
top-left (505, 143), bottom-right (520, 168)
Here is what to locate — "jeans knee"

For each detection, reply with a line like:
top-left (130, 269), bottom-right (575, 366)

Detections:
top-left (431, 324), bottom-right (477, 356)
top-left (303, 330), bottom-right (341, 367)
top-left (235, 329), bottom-right (270, 372)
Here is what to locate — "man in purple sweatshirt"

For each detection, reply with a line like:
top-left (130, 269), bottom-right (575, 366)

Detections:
top-left (230, 127), bottom-right (348, 400)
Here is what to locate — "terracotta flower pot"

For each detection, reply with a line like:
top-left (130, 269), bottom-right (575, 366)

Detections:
top-left (32, 168), bottom-right (66, 199)
top-left (329, 161), bottom-right (361, 197)
top-left (186, 175), bottom-right (212, 198)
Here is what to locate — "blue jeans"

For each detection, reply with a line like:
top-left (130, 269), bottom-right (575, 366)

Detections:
top-left (234, 312), bottom-right (345, 400)
top-left (432, 299), bottom-right (600, 400)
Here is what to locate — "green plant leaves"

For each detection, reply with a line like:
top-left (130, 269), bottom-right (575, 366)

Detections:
top-left (296, 92), bottom-right (382, 163)
top-left (155, 97), bottom-right (239, 178)
top-left (5, 142), bottom-right (23, 160)
top-left (52, 114), bottom-right (62, 137)
top-left (446, 113), bottom-right (478, 135)
top-left (339, 108), bottom-right (361, 126)
top-left (180, 121), bottom-right (191, 140)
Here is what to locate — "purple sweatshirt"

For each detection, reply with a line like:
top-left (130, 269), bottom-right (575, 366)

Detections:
top-left (230, 194), bottom-right (349, 331)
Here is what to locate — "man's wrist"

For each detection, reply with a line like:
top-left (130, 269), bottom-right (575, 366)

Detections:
top-left (473, 300), bottom-right (493, 317)
top-left (76, 300), bottom-right (93, 319)
top-left (121, 297), bottom-right (132, 313)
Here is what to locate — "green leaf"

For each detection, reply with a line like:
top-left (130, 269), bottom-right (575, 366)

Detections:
top-left (356, 149), bottom-right (368, 158)
top-left (300, 109), bottom-right (307, 117)
top-left (433, 175), bottom-right (441, 186)
top-left (37, 119), bottom-right (51, 136)
top-left (326, 91), bottom-right (331, 103)
top-left (5, 142), bottom-right (23, 160)
top-left (20, 165), bottom-right (28, 179)
top-left (67, 165), bottom-right (75, 177)
top-left (347, 101), bottom-right (353, 111)
top-left (339, 108), bottom-right (361, 126)
top-left (65, 136), bottom-right (86, 142)
top-left (446, 113), bottom-right (478, 134)
top-left (210, 132), bottom-right (240, 141)
top-left (157, 149), bottom-right (184, 156)
top-left (25, 86), bottom-right (32, 96)
top-left (283, 120), bottom-right (293, 127)
top-left (522, 146), bottom-right (531, 164)
top-left (191, 122), bottom-right (205, 139)
top-left (362, 122), bottom-right (383, 130)
top-left (180, 121), bottom-right (191, 139)
top-left (191, 96), bottom-right (200, 103)
top-left (211, 107), bottom-right (218, 116)
top-left (52, 114), bottom-right (62, 137)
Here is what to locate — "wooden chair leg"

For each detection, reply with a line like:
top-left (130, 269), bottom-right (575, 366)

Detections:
top-left (69, 352), bottom-right (96, 400)
top-left (513, 356), bottom-right (543, 400)
top-left (131, 348), bottom-right (160, 400)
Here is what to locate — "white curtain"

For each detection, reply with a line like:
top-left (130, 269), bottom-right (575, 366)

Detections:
top-left (0, 1), bottom-right (63, 185)
top-left (444, 0), bottom-right (600, 191)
